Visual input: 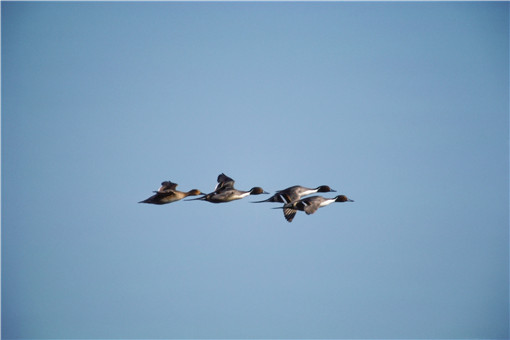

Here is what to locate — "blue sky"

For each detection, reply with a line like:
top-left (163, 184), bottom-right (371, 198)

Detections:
top-left (2, 1), bottom-right (509, 339)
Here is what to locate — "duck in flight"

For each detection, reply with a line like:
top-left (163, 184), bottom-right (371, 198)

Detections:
top-left (275, 195), bottom-right (354, 222)
top-left (139, 181), bottom-right (204, 205)
top-left (187, 173), bottom-right (269, 203)
top-left (252, 185), bottom-right (336, 204)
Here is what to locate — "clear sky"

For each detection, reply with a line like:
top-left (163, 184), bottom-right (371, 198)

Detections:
top-left (2, 1), bottom-right (509, 339)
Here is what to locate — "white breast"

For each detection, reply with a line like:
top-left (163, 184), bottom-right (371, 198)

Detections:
top-left (319, 198), bottom-right (336, 207)
top-left (299, 189), bottom-right (318, 197)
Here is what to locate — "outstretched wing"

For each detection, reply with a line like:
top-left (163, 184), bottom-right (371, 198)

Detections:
top-left (158, 181), bottom-right (178, 193)
top-left (283, 207), bottom-right (297, 222)
top-left (214, 173), bottom-right (235, 192)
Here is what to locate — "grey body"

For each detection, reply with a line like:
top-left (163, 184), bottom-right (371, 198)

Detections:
top-left (279, 195), bottom-right (353, 222)
top-left (188, 173), bottom-right (268, 203)
top-left (253, 185), bottom-right (335, 204)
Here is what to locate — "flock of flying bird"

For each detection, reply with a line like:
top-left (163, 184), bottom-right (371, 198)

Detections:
top-left (139, 173), bottom-right (354, 222)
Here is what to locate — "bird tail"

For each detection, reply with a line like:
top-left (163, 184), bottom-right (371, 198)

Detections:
top-left (184, 196), bottom-right (206, 201)
top-left (253, 195), bottom-right (287, 203)
top-left (252, 197), bottom-right (273, 203)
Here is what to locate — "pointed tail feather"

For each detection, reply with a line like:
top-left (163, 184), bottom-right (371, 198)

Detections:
top-left (184, 196), bottom-right (207, 201)
top-left (138, 198), bottom-right (164, 205)
top-left (252, 197), bottom-right (273, 203)
top-left (253, 194), bottom-right (290, 203)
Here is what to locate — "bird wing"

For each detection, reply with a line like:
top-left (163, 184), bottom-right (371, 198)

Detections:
top-left (139, 190), bottom-right (176, 204)
top-left (272, 187), bottom-right (301, 203)
top-left (214, 173), bottom-right (235, 192)
top-left (279, 192), bottom-right (295, 204)
top-left (255, 192), bottom-right (291, 203)
top-left (283, 207), bottom-right (297, 222)
top-left (158, 181), bottom-right (178, 193)
top-left (297, 198), bottom-right (321, 215)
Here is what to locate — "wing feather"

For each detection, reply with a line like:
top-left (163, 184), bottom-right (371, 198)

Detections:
top-left (283, 207), bottom-right (297, 222)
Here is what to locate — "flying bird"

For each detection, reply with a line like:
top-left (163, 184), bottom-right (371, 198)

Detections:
top-left (213, 173), bottom-right (236, 193)
top-left (252, 185), bottom-right (336, 204)
top-left (275, 195), bottom-right (354, 222)
top-left (139, 181), bottom-right (204, 205)
top-left (187, 173), bottom-right (268, 203)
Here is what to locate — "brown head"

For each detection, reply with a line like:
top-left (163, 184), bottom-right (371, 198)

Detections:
top-left (250, 187), bottom-right (269, 195)
top-left (317, 185), bottom-right (336, 193)
top-left (335, 195), bottom-right (354, 202)
top-left (187, 189), bottom-right (203, 196)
